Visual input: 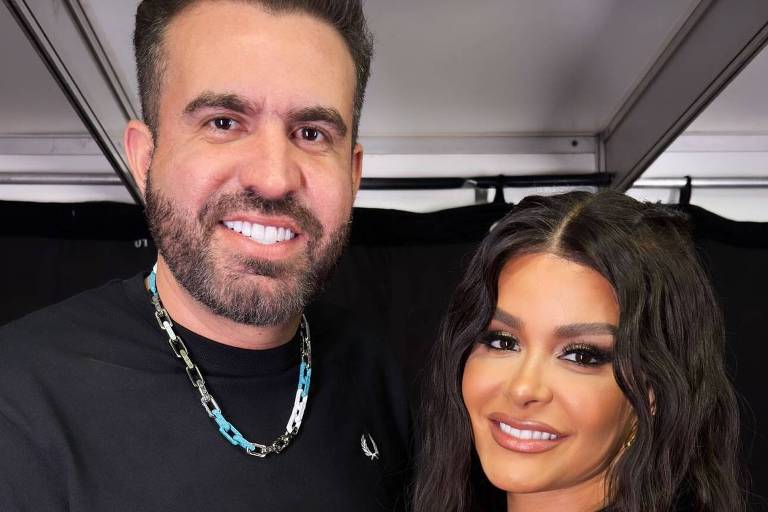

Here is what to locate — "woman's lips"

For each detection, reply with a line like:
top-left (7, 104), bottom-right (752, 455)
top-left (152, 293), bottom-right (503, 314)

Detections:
top-left (488, 414), bottom-right (567, 454)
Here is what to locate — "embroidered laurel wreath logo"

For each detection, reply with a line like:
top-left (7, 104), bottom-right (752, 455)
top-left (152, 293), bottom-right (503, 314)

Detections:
top-left (360, 433), bottom-right (379, 461)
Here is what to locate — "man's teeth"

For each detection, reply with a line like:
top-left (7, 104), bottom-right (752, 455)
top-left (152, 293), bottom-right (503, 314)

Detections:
top-left (499, 422), bottom-right (558, 441)
top-left (223, 220), bottom-right (296, 245)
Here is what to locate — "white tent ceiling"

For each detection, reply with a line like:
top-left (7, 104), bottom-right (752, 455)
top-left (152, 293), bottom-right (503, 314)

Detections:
top-left (0, 2), bottom-right (85, 134)
top-left (15, 0), bottom-right (701, 137)
top-left (0, 0), bottom-right (767, 218)
top-left (687, 43), bottom-right (768, 134)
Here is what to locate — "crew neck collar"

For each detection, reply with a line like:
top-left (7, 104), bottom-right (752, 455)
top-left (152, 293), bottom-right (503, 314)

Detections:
top-left (123, 272), bottom-right (301, 377)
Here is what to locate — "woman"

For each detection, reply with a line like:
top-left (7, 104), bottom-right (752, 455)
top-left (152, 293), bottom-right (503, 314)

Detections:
top-left (413, 191), bottom-right (744, 512)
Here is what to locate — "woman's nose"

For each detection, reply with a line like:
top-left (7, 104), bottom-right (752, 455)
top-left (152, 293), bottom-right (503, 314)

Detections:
top-left (502, 354), bottom-right (554, 408)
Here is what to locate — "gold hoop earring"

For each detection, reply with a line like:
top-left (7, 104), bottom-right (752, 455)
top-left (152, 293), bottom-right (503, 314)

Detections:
top-left (624, 428), bottom-right (636, 449)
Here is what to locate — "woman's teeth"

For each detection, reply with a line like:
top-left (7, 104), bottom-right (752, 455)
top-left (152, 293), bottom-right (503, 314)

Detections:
top-left (223, 220), bottom-right (296, 245)
top-left (499, 422), bottom-right (558, 441)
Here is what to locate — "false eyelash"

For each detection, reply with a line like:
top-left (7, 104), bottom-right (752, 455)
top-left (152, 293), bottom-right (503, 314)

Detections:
top-left (560, 342), bottom-right (613, 366)
top-left (479, 331), bottom-right (519, 351)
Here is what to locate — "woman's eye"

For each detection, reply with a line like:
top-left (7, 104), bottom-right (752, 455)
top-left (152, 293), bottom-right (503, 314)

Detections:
top-left (481, 331), bottom-right (519, 351)
top-left (210, 117), bottom-right (237, 131)
top-left (295, 127), bottom-right (326, 143)
top-left (562, 351), bottom-right (599, 365)
top-left (560, 344), bottom-right (612, 367)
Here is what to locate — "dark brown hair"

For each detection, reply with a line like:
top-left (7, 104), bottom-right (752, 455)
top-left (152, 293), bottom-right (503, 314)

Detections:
top-left (413, 191), bottom-right (745, 512)
top-left (134, 0), bottom-right (373, 143)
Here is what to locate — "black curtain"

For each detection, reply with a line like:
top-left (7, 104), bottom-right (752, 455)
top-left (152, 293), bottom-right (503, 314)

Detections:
top-left (686, 206), bottom-right (768, 510)
top-left (0, 199), bottom-right (766, 507)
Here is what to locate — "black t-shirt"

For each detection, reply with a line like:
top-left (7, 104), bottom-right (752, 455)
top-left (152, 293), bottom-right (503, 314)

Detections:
top-left (0, 273), bottom-right (412, 511)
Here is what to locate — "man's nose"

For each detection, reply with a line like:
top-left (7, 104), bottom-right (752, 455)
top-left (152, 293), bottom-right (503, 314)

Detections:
top-left (237, 125), bottom-right (300, 199)
top-left (502, 354), bottom-right (554, 408)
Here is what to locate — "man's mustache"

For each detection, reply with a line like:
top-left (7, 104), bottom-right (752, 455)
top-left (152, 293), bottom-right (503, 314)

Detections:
top-left (198, 191), bottom-right (324, 240)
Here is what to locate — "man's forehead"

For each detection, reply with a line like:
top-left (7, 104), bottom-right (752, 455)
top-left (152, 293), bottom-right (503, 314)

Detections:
top-left (159, 1), bottom-right (356, 116)
top-left (162, 1), bottom-right (354, 67)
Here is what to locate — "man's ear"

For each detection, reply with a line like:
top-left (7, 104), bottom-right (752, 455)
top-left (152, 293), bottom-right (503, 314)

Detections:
top-left (124, 120), bottom-right (155, 198)
top-left (351, 142), bottom-right (363, 199)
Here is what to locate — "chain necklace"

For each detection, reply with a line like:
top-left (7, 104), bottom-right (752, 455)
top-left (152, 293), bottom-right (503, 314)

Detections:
top-left (147, 264), bottom-right (312, 457)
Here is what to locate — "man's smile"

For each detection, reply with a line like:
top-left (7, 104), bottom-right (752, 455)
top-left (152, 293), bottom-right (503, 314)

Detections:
top-left (223, 219), bottom-right (298, 245)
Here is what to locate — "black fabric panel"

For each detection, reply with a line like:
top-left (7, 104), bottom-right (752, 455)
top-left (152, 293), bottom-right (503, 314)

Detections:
top-left (684, 206), bottom-right (768, 509)
top-left (1, 236), bottom-right (156, 324)
top-left (349, 203), bottom-right (512, 246)
top-left (0, 201), bottom-right (155, 325)
top-left (0, 200), bottom-right (151, 240)
top-left (324, 243), bottom-right (480, 401)
top-left (329, 203), bottom-right (512, 400)
top-left (0, 199), bottom-right (766, 505)
top-left (686, 204), bottom-right (768, 248)
top-left (0, 201), bottom-right (155, 322)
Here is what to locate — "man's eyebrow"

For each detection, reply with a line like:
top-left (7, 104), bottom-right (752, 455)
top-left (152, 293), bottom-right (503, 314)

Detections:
top-left (492, 309), bottom-right (522, 329)
top-left (555, 323), bottom-right (617, 338)
top-left (183, 92), bottom-right (254, 116)
top-left (287, 106), bottom-right (348, 137)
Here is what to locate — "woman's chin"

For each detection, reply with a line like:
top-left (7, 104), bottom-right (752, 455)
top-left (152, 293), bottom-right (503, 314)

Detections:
top-left (482, 464), bottom-right (559, 495)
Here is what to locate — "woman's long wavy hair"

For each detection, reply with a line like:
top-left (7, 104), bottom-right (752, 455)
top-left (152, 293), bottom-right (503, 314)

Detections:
top-left (412, 191), bottom-right (744, 512)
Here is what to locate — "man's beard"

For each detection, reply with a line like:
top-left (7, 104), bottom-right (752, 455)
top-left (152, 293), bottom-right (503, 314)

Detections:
top-left (144, 175), bottom-right (350, 326)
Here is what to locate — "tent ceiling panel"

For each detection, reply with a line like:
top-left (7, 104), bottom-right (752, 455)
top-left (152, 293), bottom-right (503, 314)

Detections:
top-left (74, 0), bottom-right (700, 186)
top-left (76, 0), bottom-right (140, 109)
top-left (644, 46), bottom-right (768, 180)
top-left (7, 1), bottom-right (754, 142)
top-left (686, 45), bottom-right (768, 134)
top-left (0, 2), bottom-right (86, 134)
top-left (604, 0), bottom-right (768, 190)
top-left (3, 0), bottom-right (768, 209)
top-left (3, 0), bottom-right (142, 202)
top-left (80, 0), bottom-right (699, 137)
top-left (361, 0), bottom-right (700, 136)
top-left (4, 1), bottom-right (765, 141)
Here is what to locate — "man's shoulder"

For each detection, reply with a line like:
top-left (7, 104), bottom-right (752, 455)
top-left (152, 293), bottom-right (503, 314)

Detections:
top-left (0, 273), bottom-right (157, 416)
top-left (0, 274), bottom-right (147, 356)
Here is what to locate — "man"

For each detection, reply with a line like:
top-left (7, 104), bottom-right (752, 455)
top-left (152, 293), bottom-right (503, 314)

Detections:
top-left (0, 1), bottom-right (411, 510)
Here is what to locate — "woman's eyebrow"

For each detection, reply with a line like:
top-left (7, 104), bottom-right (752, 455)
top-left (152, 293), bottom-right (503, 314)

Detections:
top-left (492, 308), bottom-right (522, 329)
top-left (555, 323), bottom-right (617, 337)
top-left (493, 309), bottom-right (616, 337)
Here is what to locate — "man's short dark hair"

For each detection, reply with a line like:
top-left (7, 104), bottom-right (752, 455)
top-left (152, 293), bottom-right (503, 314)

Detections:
top-left (134, 0), bottom-right (373, 143)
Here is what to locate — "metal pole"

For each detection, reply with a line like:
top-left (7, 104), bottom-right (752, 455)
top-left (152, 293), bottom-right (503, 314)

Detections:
top-left (4, 173), bottom-right (768, 189)
top-left (0, 172), bottom-right (122, 185)
top-left (632, 177), bottom-right (768, 189)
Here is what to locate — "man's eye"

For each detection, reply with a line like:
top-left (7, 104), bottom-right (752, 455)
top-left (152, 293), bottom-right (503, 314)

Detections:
top-left (210, 118), bottom-right (236, 131)
top-left (296, 127), bottom-right (325, 143)
top-left (480, 331), bottom-right (519, 351)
